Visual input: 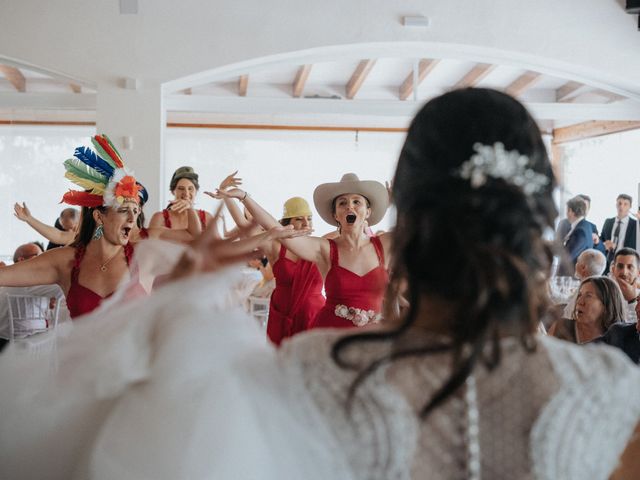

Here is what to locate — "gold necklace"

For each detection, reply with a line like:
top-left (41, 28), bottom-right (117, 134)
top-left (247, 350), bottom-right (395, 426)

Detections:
top-left (100, 247), bottom-right (122, 272)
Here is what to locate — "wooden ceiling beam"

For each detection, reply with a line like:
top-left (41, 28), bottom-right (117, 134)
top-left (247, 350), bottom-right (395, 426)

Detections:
top-left (346, 60), bottom-right (376, 100)
top-left (238, 75), bottom-right (248, 97)
top-left (505, 71), bottom-right (541, 97)
top-left (399, 58), bottom-right (439, 101)
top-left (452, 63), bottom-right (495, 89)
top-left (292, 64), bottom-right (312, 98)
top-left (556, 81), bottom-right (583, 103)
top-left (552, 120), bottom-right (640, 144)
top-left (0, 64), bottom-right (26, 92)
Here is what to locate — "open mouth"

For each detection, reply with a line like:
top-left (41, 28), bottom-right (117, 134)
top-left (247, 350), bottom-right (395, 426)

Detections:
top-left (121, 227), bottom-right (131, 239)
top-left (346, 214), bottom-right (356, 224)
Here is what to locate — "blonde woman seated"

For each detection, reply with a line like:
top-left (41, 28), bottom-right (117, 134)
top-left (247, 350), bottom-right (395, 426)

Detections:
top-left (549, 276), bottom-right (626, 344)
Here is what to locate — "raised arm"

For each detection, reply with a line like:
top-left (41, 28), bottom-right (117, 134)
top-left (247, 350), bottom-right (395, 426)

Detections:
top-left (14, 202), bottom-right (75, 246)
top-left (204, 171), bottom-right (257, 234)
top-left (0, 247), bottom-right (69, 290)
top-left (220, 188), bottom-right (329, 267)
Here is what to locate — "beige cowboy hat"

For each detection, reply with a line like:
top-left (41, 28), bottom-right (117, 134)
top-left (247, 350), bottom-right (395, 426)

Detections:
top-left (313, 173), bottom-right (389, 227)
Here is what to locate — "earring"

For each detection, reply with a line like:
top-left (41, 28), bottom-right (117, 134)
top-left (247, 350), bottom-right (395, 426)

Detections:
top-left (93, 224), bottom-right (104, 240)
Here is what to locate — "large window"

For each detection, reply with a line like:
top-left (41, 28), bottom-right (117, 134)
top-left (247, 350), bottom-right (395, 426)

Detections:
top-left (164, 128), bottom-right (406, 235)
top-left (0, 126), bottom-right (94, 261)
top-left (562, 128), bottom-right (640, 232)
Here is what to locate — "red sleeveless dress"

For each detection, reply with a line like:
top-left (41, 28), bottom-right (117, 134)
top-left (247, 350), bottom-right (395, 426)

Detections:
top-left (66, 243), bottom-right (135, 319)
top-left (162, 209), bottom-right (206, 229)
top-left (267, 245), bottom-right (325, 346)
top-left (310, 236), bottom-right (388, 329)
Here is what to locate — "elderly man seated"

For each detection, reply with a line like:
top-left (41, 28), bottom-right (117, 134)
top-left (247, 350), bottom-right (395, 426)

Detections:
top-left (0, 243), bottom-right (64, 348)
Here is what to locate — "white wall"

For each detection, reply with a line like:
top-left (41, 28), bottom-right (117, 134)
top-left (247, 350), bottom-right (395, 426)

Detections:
top-left (2, 0), bottom-right (639, 91)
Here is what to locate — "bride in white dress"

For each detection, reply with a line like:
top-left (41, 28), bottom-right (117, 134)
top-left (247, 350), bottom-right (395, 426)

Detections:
top-left (1, 88), bottom-right (639, 480)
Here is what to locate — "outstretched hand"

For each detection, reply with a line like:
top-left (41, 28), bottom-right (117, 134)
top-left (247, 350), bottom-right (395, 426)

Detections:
top-left (267, 224), bottom-right (313, 241)
top-left (205, 188), bottom-right (245, 201)
top-left (168, 208), bottom-right (260, 281)
top-left (219, 171), bottom-right (242, 191)
top-left (204, 171), bottom-right (243, 199)
top-left (14, 202), bottom-right (31, 222)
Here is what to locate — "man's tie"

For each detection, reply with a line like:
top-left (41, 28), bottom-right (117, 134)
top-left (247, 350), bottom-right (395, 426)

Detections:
top-left (613, 219), bottom-right (622, 248)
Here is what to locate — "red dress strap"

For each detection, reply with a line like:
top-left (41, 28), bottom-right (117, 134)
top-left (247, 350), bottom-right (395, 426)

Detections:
top-left (328, 239), bottom-right (339, 266)
top-left (162, 209), bottom-right (172, 228)
top-left (124, 243), bottom-right (135, 265)
top-left (71, 246), bottom-right (86, 283)
top-left (370, 236), bottom-right (385, 266)
top-left (139, 227), bottom-right (149, 239)
top-left (198, 209), bottom-right (206, 229)
top-left (279, 244), bottom-right (287, 259)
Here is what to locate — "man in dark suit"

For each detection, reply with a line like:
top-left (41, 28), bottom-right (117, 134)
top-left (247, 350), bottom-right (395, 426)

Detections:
top-left (559, 196), bottom-right (593, 275)
top-left (600, 193), bottom-right (637, 271)
top-left (555, 194), bottom-right (605, 254)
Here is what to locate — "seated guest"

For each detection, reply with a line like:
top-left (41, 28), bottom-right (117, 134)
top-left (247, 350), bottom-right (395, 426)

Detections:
top-left (562, 248), bottom-right (607, 318)
top-left (247, 257), bottom-right (276, 299)
top-left (557, 196), bottom-right (593, 275)
top-left (594, 297), bottom-right (640, 364)
top-left (47, 207), bottom-right (79, 250)
top-left (549, 276), bottom-right (626, 344)
top-left (0, 243), bottom-right (64, 346)
top-left (610, 247), bottom-right (640, 324)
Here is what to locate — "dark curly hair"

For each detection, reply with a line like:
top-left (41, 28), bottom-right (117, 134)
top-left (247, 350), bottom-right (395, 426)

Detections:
top-left (332, 88), bottom-right (558, 417)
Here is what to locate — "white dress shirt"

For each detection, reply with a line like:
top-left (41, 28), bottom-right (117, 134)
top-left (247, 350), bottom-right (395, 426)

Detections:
top-left (613, 216), bottom-right (631, 252)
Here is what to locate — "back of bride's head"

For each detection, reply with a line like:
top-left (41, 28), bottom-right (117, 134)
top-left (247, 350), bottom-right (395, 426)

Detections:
top-left (391, 88), bottom-right (556, 335)
top-left (333, 88), bottom-right (558, 417)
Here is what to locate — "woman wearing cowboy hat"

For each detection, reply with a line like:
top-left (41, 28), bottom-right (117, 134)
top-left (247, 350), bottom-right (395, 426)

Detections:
top-left (218, 172), bottom-right (391, 329)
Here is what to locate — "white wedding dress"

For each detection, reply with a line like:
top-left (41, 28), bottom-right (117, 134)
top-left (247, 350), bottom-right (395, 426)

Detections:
top-left (1, 266), bottom-right (639, 480)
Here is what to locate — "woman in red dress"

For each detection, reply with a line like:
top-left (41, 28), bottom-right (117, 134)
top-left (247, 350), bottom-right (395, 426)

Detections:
top-left (219, 173), bottom-right (390, 330)
top-left (0, 134), bottom-right (150, 319)
top-left (262, 197), bottom-right (325, 344)
top-left (216, 178), bottom-right (324, 345)
top-left (149, 166), bottom-right (214, 238)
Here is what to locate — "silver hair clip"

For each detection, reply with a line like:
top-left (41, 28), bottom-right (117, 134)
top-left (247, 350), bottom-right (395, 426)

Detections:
top-left (457, 142), bottom-right (549, 195)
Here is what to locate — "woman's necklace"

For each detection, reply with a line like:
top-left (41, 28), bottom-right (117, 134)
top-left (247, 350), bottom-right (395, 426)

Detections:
top-left (99, 247), bottom-right (122, 272)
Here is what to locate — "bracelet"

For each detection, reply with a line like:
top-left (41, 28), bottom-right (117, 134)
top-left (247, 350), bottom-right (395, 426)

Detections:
top-left (240, 191), bottom-right (249, 202)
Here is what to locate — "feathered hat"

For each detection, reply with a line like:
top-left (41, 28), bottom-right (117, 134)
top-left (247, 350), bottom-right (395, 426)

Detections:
top-left (61, 134), bottom-right (147, 208)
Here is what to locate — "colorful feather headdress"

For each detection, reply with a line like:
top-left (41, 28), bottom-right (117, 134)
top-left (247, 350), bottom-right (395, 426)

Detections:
top-left (62, 134), bottom-right (147, 208)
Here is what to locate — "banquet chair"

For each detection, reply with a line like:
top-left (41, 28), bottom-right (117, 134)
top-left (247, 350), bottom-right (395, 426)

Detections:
top-left (6, 293), bottom-right (61, 341)
top-left (248, 296), bottom-right (270, 327)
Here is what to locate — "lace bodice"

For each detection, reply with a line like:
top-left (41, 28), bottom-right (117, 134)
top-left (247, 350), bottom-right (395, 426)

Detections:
top-left (281, 331), bottom-right (640, 480)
